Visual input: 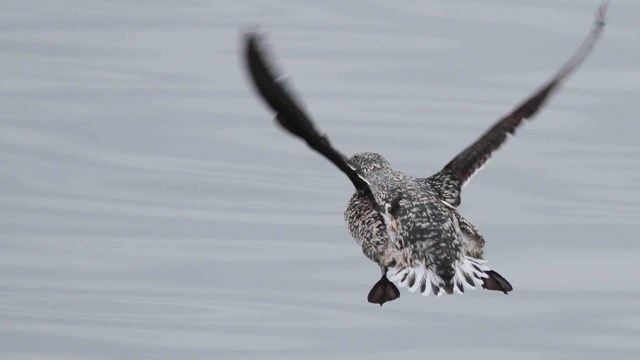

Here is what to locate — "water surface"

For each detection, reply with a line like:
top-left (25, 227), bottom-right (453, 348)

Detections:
top-left (2, 1), bottom-right (640, 359)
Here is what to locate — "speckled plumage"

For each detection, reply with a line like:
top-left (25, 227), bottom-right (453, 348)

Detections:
top-left (244, 5), bottom-right (606, 304)
top-left (345, 152), bottom-right (487, 296)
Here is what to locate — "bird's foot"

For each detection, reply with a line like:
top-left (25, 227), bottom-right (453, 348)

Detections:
top-left (367, 275), bottom-right (400, 306)
top-left (481, 270), bottom-right (513, 294)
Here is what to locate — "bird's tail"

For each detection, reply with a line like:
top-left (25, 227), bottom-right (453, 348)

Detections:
top-left (389, 264), bottom-right (447, 296)
top-left (390, 257), bottom-right (513, 296)
top-left (452, 257), bottom-right (513, 294)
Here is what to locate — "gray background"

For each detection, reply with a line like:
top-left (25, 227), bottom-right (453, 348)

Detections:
top-left (2, 1), bottom-right (639, 359)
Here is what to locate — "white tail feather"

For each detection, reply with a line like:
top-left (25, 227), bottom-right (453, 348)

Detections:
top-left (390, 257), bottom-right (491, 296)
top-left (389, 264), bottom-right (445, 296)
top-left (452, 257), bottom-right (490, 293)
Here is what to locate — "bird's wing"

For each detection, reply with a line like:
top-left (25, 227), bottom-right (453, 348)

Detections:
top-left (424, 4), bottom-right (607, 207)
top-left (244, 32), bottom-right (381, 206)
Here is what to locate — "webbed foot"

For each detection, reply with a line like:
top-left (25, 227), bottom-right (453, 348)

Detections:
top-left (482, 270), bottom-right (513, 294)
top-left (367, 276), bottom-right (400, 306)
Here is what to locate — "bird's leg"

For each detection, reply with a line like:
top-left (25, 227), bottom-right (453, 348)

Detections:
top-left (367, 266), bottom-right (400, 306)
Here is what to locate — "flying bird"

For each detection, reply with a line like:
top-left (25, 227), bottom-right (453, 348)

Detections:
top-left (243, 5), bottom-right (606, 305)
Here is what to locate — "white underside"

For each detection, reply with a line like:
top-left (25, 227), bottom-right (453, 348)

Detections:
top-left (389, 257), bottom-right (490, 296)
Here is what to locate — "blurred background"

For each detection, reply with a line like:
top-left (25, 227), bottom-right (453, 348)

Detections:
top-left (1, 1), bottom-right (639, 359)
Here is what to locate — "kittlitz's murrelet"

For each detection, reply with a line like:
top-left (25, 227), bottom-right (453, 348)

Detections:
top-left (243, 5), bottom-right (606, 305)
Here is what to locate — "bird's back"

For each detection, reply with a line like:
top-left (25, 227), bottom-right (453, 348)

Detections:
top-left (347, 168), bottom-right (464, 283)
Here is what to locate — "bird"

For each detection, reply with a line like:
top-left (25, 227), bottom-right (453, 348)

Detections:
top-left (243, 4), bottom-right (606, 305)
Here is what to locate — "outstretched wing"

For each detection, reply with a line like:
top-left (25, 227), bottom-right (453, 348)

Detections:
top-left (425, 4), bottom-right (607, 207)
top-left (243, 32), bottom-right (378, 203)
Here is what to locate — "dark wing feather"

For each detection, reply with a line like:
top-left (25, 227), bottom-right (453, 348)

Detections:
top-left (424, 4), bottom-right (607, 207)
top-left (243, 32), bottom-right (375, 198)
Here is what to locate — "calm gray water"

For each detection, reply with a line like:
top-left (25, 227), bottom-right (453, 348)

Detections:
top-left (2, 1), bottom-right (639, 359)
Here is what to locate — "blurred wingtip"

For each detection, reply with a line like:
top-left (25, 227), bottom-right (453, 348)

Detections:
top-left (597, 2), bottom-right (609, 24)
top-left (240, 27), bottom-right (268, 58)
top-left (592, 2), bottom-right (608, 36)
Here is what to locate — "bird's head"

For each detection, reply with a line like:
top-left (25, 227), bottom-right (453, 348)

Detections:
top-left (348, 152), bottom-right (391, 176)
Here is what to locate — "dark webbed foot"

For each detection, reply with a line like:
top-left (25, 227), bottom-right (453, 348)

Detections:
top-left (368, 276), bottom-right (400, 306)
top-left (482, 270), bottom-right (513, 294)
